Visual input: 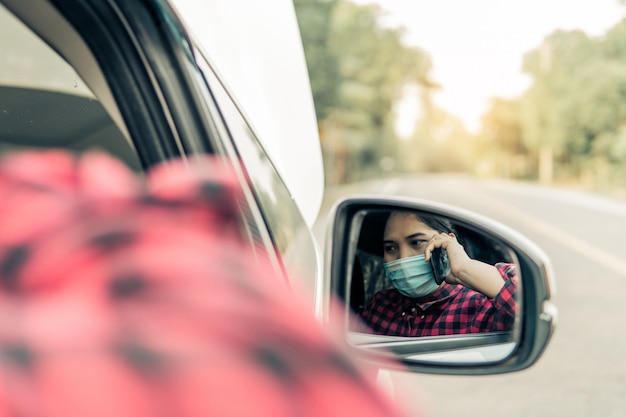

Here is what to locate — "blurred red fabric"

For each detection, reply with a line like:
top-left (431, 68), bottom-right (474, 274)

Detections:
top-left (0, 151), bottom-right (410, 417)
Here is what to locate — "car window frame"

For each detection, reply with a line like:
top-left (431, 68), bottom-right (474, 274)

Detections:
top-left (1, 0), bottom-right (294, 280)
top-left (192, 47), bottom-right (321, 294)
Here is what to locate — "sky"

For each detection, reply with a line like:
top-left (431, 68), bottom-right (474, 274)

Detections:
top-left (353, 0), bottom-right (626, 134)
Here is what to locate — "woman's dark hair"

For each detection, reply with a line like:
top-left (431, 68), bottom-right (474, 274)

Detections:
top-left (407, 211), bottom-right (456, 235)
top-left (399, 210), bottom-right (466, 248)
top-left (357, 209), bottom-right (460, 257)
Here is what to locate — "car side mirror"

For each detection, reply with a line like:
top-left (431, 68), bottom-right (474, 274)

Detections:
top-left (322, 195), bottom-right (557, 375)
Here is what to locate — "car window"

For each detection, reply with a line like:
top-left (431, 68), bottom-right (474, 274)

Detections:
top-left (196, 55), bottom-right (320, 298)
top-left (0, 2), bottom-right (295, 284)
top-left (0, 3), bottom-right (141, 170)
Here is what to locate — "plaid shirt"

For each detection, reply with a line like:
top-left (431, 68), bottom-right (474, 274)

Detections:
top-left (360, 263), bottom-right (517, 337)
top-left (0, 151), bottom-right (408, 417)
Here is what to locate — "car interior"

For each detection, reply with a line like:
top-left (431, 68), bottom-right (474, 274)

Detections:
top-left (0, 85), bottom-right (141, 170)
top-left (349, 209), bottom-right (518, 317)
top-left (0, 2), bottom-right (140, 170)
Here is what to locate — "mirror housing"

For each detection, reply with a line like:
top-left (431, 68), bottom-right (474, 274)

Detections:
top-left (323, 195), bottom-right (557, 375)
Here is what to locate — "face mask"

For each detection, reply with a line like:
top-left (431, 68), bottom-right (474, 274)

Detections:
top-left (384, 254), bottom-right (440, 298)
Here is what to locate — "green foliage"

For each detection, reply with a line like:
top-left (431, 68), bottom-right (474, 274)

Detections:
top-left (296, 1), bottom-right (626, 191)
top-left (521, 30), bottom-right (600, 154)
top-left (403, 109), bottom-right (474, 174)
top-left (294, 0), bottom-right (436, 183)
top-left (293, 0), bottom-right (340, 120)
top-left (477, 98), bottom-right (534, 179)
top-left (484, 18), bottom-right (626, 191)
top-left (481, 98), bottom-right (525, 154)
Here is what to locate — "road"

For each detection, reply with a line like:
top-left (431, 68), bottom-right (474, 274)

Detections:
top-left (315, 174), bottom-right (626, 417)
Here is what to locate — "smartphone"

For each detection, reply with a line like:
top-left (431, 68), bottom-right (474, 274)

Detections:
top-left (430, 247), bottom-right (450, 284)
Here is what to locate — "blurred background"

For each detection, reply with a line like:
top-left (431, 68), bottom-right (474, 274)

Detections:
top-left (294, 0), bottom-right (626, 196)
top-left (296, 1), bottom-right (626, 417)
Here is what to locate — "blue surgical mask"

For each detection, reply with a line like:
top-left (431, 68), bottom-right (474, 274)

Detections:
top-left (384, 254), bottom-right (440, 298)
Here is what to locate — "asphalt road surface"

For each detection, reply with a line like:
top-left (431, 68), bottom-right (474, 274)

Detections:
top-left (315, 174), bottom-right (626, 417)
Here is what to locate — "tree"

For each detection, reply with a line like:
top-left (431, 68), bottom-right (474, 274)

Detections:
top-left (403, 107), bottom-right (473, 174)
top-left (514, 18), bottom-right (626, 189)
top-left (520, 30), bottom-right (599, 183)
top-left (293, 0), bottom-right (340, 121)
top-left (478, 97), bottom-right (531, 178)
top-left (294, 0), bottom-right (435, 183)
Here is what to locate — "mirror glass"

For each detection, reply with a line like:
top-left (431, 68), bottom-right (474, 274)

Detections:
top-left (345, 208), bottom-right (522, 365)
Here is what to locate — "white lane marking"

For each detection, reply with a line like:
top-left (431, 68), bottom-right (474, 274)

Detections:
top-left (473, 187), bottom-right (626, 278)
top-left (485, 180), bottom-right (626, 219)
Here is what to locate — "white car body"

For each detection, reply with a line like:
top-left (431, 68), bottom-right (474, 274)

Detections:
top-left (170, 0), bottom-right (325, 228)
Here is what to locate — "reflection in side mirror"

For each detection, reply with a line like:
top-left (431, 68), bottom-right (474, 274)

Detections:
top-left (350, 208), bottom-right (520, 339)
top-left (325, 196), bottom-right (557, 376)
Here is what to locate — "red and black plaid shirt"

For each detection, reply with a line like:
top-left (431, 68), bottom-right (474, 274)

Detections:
top-left (360, 263), bottom-right (517, 337)
top-left (0, 151), bottom-right (409, 417)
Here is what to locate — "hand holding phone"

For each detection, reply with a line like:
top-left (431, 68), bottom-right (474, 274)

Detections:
top-left (430, 247), bottom-right (450, 284)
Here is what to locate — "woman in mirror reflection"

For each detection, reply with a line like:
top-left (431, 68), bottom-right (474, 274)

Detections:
top-left (359, 210), bottom-right (517, 337)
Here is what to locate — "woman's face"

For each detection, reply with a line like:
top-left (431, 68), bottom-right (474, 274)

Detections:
top-left (383, 212), bottom-right (438, 262)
